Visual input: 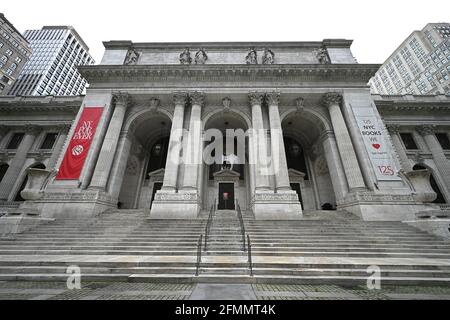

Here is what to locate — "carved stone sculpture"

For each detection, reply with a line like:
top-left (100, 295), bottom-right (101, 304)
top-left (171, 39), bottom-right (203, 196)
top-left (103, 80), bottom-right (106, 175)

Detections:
top-left (195, 48), bottom-right (208, 64)
top-left (315, 47), bottom-right (330, 64)
top-left (262, 48), bottom-right (274, 64)
top-left (124, 48), bottom-right (140, 65)
top-left (245, 48), bottom-right (257, 64)
top-left (179, 48), bottom-right (192, 64)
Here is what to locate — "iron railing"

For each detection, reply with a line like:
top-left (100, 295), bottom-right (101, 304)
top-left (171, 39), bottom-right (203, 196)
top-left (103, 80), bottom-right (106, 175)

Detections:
top-left (195, 234), bottom-right (203, 276)
top-left (247, 234), bottom-right (253, 276)
top-left (204, 199), bottom-right (216, 251)
top-left (236, 200), bottom-right (246, 251)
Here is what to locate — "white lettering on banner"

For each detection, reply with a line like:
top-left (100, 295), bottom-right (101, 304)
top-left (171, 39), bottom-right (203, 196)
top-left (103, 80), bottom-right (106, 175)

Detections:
top-left (73, 121), bottom-right (94, 140)
top-left (352, 104), bottom-right (401, 181)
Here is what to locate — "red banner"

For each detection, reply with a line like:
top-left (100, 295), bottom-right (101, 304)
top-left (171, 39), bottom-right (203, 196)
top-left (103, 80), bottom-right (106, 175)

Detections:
top-left (56, 107), bottom-right (104, 180)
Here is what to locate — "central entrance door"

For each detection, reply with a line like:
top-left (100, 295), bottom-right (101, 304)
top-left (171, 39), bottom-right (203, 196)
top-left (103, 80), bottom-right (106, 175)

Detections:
top-left (218, 183), bottom-right (235, 210)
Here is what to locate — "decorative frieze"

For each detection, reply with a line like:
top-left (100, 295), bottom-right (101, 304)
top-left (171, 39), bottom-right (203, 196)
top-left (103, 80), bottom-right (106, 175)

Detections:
top-left (253, 192), bottom-right (299, 202)
top-left (154, 192), bottom-right (198, 202)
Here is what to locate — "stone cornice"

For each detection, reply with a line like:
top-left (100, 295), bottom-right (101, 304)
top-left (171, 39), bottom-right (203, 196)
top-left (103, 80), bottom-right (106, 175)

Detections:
top-left (78, 64), bottom-right (379, 85)
top-left (373, 94), bottom-right (450, 112)
top-left (103, 39), bottom-right (354, 50)
top-left (0, 96), bottom-right (83, 113)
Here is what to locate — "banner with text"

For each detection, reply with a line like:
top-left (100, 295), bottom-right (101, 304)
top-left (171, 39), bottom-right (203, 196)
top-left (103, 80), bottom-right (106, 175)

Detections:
top-left (352, 104), bottom-right (401, 181)
top-left (56, 107), bottom-right (104, 180)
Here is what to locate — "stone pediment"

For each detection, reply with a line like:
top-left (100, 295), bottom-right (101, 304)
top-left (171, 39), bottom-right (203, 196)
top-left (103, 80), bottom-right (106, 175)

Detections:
top-left (148, 168), bottom-right (165, 179)
top-left (288, 168), bottom-right (306, 178)
top-left (213, 169), bottom-right (240, 178)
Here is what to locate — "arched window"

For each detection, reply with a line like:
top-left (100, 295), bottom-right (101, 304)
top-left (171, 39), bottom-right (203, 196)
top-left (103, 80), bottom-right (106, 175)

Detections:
top-left (14, 163), bottom-right (46, 202)
top-left (413, 164), bottom-right (446, 203)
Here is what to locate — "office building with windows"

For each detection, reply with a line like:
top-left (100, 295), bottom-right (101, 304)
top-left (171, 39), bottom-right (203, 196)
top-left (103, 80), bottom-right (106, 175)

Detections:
top-left (8, 26), bottom-right (94, 96)
top-left (369, 23), bottom-right (450, 95)
top-left (0, 13), bottom-right (31, 95)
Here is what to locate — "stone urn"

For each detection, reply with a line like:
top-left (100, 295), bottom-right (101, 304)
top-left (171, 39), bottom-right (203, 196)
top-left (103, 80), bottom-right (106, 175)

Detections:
top-left (20, 168), bottom-right (52, 201)
top-left (404, 169), bottom-right (437, 203)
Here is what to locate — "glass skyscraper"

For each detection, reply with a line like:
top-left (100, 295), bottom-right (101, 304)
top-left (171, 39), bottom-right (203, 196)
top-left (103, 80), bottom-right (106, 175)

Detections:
top-left (9, 26), bottom-right (94, 96)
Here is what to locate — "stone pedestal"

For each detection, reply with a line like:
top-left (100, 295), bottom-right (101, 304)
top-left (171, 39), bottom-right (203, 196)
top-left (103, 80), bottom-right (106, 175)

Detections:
top-left (252, 190), bottom-right (303, 220)
top-left (149, 191), bottom-right (200, 219)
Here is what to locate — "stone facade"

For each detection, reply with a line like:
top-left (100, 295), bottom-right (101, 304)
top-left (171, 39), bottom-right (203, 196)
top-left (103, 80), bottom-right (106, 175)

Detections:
top-left (1, 40), bottom-right (450, 221)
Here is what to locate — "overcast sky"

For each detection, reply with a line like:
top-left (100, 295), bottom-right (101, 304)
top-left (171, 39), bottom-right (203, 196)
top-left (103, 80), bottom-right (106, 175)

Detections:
top-left (3, 0), bottom-right (450, 64)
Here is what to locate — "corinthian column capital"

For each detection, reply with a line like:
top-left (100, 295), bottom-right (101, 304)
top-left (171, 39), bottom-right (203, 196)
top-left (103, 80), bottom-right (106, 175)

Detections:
top-left (266, 91), bottom-right (281, 106)
top-left (416, 124), bottom-right (436, 136)
top-left (386, 124), bottom-right (401, 134)
top-left (173, 92), bottom-right (188, 106)
top-left (112, 92), bottom-right (131, 107)
top-left (322, 92), bottom-right (343, 108)
top-left (24, 124), bottom-right (40, 135)
top-left (248, 92), bottom-right (264, 106)
top-left (189, 91), bottom-right (205, 106)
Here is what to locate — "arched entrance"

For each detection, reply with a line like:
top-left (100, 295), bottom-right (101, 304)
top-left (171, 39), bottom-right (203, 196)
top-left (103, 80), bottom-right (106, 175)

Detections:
top-left (14, 163), bottom-right (46, 201)
top-left (203, 110), bottom-right (251, 212)
top-left (117, 110), bottom-right (172, 209)
top-left (413, 164), bottom-right (446, 204)
top-left (282, 110), bottom-right (337, 211)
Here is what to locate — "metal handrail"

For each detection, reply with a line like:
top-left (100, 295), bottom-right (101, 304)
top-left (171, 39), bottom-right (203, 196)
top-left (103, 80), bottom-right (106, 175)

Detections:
top-left (204, 199), bottom-right (216, 251)
top-left (236, 200), bottom-right (246, 251)
top-left (195, 234), bottom-right (203, 276)
top-left (247, 234), bottom-right (253, 276)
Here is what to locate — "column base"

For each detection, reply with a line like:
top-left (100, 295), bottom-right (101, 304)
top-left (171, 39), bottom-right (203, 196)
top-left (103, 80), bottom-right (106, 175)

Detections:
top-left (149, 190), bottom-right (200, 219)
top-left (252, 190), bottom-right (303, 220)
top-left (27, 189), bottom-right (117, 219)
top-left (337, 190), bottom-right (429, 221)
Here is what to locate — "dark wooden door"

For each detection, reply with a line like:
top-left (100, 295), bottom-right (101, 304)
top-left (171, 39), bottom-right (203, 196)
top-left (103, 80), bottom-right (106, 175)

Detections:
top-left (218, 183), bottom-right (235, 210)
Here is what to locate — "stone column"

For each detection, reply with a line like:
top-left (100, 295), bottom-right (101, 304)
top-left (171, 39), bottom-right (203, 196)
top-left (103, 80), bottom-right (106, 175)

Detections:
top-left (107, 130), bottom-right (133, 200)
top-left (266, 91), bottom-right (291, 191)
top-left (89, 93), bottom-right (130, 190)
top-left (249, 92), bottom-right (270, 190)
top-left (47, 124), bottom-right (70, 170)
top-left (387, 124), bottom-right (413, 172)
top-left (323, 93), bottom-right (366, 191)
top-left (417, 125), bottom-right (450, 194)
top-left (161, 92), bottom-right (188, 192)
top-left (0, 125), bottom-right (40, 201)
top-left (182, 92), bottom-right (204, 191)
top-left (321, 131), bottom-right (349, 200)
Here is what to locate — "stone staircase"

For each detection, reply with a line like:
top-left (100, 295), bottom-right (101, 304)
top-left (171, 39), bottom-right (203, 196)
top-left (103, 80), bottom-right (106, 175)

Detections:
top-left (0, 209), bottom-right (449, 285)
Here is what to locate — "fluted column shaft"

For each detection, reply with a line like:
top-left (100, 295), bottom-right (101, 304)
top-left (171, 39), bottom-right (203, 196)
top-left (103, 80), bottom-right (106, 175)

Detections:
top-left (107, 131), bottom-right (133, 199)
top-left (0, 125), bottom-right (40, 200)
top-left (323, 93), bottom-right (365, 191)
top-left (321, 131), bottom-right (348, 200)
top-left (47, 125), bottom-right (70, 170)
top-left (417, 125), bottom-right (450, 194)
top-left (249, 92), bottom-right (270, 190)
top-left (90, 93), bottom-right (129, 190)
top-left (161, 92), bottom-right (187, 192)
top-left (387, 125), bottom-right (413, 172)
top-left (266, 92), bottom-right (291, 191)
top-left (182, 92), bottom-right (204, 191)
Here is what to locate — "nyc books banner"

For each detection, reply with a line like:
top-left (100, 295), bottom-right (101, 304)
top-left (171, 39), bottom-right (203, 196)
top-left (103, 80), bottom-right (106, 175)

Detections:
top-left (56, 107), bottom-right (104, 180)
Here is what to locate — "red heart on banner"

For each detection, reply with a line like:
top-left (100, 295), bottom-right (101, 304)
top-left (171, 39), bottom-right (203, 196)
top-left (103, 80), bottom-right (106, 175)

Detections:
top-left (372, 144), bottom-right (381, 150)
